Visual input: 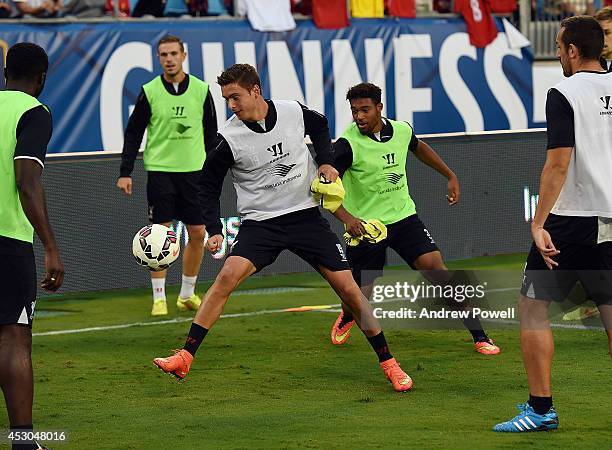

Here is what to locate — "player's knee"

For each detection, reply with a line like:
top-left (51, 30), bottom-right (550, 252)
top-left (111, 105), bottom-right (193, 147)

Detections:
top-left (519, 295), bottom-right (550, 327)
top-left (414, 252), bottom-right (446, 271)
top-left (337, 282), bottom-right (362, 304)
top-left (213, 268), bottom-right (241, 294)
top-left (186, 226), bottom-right (206, 245)
top-left (0, 325), bottom-right (32, 355)
top-left (432, 261), bottom-right (447, 271)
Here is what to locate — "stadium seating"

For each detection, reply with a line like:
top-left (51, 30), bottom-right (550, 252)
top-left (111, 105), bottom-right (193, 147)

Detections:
top-left (207, 0), bottom-right (228, 15)
top-left (163, 0), bottom-right (188, 16)
top-left (104, 0), bottom-right (130, 16)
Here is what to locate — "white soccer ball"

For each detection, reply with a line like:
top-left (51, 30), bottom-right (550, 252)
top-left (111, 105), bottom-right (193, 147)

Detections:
top-left (132, 224), bottom-right (180, 271)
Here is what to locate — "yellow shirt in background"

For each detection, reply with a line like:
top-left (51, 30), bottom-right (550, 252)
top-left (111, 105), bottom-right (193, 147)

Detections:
top-left (350, 0), bottom-right (384, 17)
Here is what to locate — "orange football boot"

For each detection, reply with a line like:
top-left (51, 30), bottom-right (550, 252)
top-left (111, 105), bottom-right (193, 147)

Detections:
top-left (474, 339), bottom-right (501, 355)
top-left (380, 357), bottom-right (413, 392)
top-left (330, 311), bottom-right (355, 345)
top-left (153, 349), bottom-right (193, 379)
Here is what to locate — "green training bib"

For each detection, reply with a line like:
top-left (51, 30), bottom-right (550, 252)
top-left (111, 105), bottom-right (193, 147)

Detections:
top-left (341, 119), bottom-right (417, 225)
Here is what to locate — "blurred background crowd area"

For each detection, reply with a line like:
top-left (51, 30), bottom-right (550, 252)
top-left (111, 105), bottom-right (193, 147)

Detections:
top-left (2, 0), bottom-right (604, 23)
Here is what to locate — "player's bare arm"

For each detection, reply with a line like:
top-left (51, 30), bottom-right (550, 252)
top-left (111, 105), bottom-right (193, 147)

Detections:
top-left (531, 146), bottom-right (573, 269)
top-left (15, 159), bottom-right (64, 291)
top-left (333, 205), bottom-right (366, 237)
top-left (413, 140), bottom-right (459, 205)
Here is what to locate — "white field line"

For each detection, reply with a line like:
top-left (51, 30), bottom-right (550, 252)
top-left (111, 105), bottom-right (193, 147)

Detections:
top-left (33, 308), bottom-right (298, 337)
top-left (33, 287), bottom-right (605, 336)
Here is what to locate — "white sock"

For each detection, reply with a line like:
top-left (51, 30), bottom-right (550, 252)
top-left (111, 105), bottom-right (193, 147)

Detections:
top-left (151, 278), bottom-right (166, 301)
top-left (179, 275), bottom-right (198, 299)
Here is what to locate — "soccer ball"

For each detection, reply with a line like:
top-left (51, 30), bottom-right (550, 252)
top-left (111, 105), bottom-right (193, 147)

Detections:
top-left (132, 224), bottom-right (180, 271)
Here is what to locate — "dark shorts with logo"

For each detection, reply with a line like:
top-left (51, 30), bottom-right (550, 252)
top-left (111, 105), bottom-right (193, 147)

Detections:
top-left (0, 241), bottom-right (37, 328)
top-left (146, 171), bottom-right (204, 225)
top-left (229, 207), bottom-right (350, 273)
top-left (347, 214), bottom-right (439, 286)
top-left (520, 240), bottom-right (612, 304)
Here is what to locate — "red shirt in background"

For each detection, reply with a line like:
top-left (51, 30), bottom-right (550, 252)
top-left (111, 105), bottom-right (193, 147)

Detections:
top-left (454, 0), bottom-right (498, 48)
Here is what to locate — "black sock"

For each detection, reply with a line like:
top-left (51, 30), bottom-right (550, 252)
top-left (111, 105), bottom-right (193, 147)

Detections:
top-left (528, 394), bottom-right (553, 415)
top-left (467, 326), bottom-right (489, 343)
top-left (183, 323), bottom-right (208, 357)
top-left (367, 331), bottom-right (393, 363)
top-left (454, 308), bottom-right (488, 342)
top-left (10, 424), bottom-right (35, 450)
top-left (339, 310), bottom-right (354, 328)
top-left (440, 271), bottom-right (489, 343)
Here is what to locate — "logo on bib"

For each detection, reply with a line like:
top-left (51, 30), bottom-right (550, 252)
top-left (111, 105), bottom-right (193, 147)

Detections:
top-left (175, 123), bottom-right (191, 134)
top-left (266, 142), bottom-right (283, 157)
top-left (600, 95), bottom-right (612, 115)
top-left (268, 164), bottom-right (296, 177)
top-left (385, 173), bottom-right (404, 185)
top-left (172, 106), bottom-right (186, 117)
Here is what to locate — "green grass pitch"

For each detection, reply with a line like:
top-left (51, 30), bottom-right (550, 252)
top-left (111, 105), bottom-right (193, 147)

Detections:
top-left (2, 253), bottom-right (611, 449)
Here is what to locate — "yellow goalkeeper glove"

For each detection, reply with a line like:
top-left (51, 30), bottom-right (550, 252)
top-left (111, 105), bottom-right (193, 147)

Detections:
top-left (343, 219), bottom-right (388, 246)
top-left (310, 175), bottom-right (345, 213)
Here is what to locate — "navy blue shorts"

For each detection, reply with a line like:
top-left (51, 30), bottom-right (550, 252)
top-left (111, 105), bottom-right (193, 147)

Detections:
top-left (346, 214), bottom-right (439, 286)
top-left (229, 208), bottom-right (350, 273)
top-left (147, 171), bottom-right (204, 225)
top-left (0, 250), bottom-right (37, 327)
top-left (520, 241), bottom-right (612, 304)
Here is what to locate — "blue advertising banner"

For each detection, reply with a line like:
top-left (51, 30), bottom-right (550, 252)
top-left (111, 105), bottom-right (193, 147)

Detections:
top-left (0, 18), bottom-right (537, 153)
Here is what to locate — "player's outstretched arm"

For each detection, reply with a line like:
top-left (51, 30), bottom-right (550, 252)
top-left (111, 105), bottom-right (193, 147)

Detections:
top-left (15, 160), bottom-right (64, 291)
top-left (413, 140), bottom-right (460, 205)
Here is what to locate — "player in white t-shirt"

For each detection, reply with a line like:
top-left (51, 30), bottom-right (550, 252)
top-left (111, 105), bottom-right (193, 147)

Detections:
top-left (494, 16), bottom-right (612, 433)
top-left (153, 64), bottom-right (414, 392)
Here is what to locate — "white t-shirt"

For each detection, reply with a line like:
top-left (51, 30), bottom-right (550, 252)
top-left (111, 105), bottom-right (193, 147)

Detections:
top-left (242, 0), bottom-right (296, 32)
